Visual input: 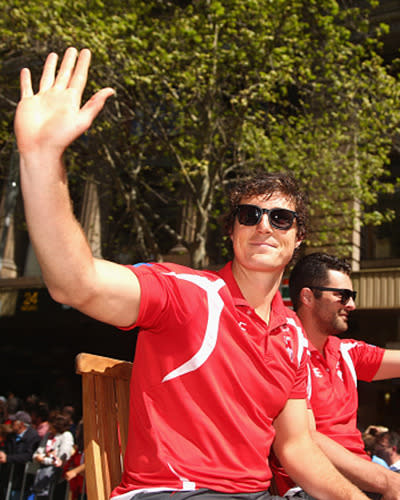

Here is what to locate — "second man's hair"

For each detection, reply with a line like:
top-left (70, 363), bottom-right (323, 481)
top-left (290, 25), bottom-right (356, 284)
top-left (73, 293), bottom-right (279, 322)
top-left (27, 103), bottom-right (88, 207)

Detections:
top-left (289, 252), bottom-right (351, 311)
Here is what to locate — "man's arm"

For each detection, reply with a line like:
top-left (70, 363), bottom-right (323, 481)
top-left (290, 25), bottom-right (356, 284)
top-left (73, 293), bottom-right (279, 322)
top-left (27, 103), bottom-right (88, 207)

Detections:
top-left (273, 399), bottom-right (368, 500)
top-left (15, 48), bottom-right (140, 327)
top-left (3, 434), bottom-right (39, 465)
top-left (373, 350), bottom-right (400, 380)
top-left (307, 411), bottom-right (400, 500)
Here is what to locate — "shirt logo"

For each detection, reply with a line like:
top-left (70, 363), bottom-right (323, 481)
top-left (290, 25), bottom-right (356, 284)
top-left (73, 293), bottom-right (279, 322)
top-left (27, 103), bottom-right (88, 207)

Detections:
top-left (238, 321), bottom-right (247, 332)
top-left (336, 361), bottom-right (343, 381)
top-left (313, 367), bottom-right (323, 378)
top-left (284, 335), bottom-right (294, 362)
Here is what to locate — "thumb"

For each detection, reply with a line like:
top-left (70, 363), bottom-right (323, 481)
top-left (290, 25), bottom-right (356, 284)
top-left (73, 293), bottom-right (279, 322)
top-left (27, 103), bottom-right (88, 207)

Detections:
top-left (79, 87), bottom-right (115, 129)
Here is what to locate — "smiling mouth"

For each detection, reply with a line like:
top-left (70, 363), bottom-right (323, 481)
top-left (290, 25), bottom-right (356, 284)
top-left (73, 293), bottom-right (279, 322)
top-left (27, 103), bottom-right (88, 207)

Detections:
top-left (251, 240), bottom-right (278, 248)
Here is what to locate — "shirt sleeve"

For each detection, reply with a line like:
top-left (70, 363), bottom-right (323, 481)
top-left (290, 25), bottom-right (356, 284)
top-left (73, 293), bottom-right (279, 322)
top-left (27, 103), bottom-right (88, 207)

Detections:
top-left (57, 431), bottom-right (75, 463)
top-left (287, 317), bottom-right (309, 400)
top-left (120, 263), bottom-right (213, 333)
top-left (288, 348), bottom-right (308, 399)
top-left (346, 339), bottom-right (385, 381)
top-left (119, 263), bottom-right (179, 332)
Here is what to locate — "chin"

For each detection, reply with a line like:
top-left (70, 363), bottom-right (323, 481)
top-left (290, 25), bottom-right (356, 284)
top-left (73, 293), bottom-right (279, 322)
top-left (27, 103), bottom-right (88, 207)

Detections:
top-left (335, 323), bottom-right (349, 334)
top-left (247, 260), bottom-right (283, 272)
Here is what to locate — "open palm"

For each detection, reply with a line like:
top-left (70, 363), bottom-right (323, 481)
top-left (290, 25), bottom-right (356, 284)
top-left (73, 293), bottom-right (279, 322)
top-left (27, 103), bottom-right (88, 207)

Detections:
top-left (14, 47), bottom-right (114, 156)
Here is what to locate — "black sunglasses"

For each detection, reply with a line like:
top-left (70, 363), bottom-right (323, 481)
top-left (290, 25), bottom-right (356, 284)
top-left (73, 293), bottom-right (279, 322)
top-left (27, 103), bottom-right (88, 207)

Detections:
top-left (235, 204), bottom-right (298, 230)
top-left (309, 286), bottom-right (357, 305)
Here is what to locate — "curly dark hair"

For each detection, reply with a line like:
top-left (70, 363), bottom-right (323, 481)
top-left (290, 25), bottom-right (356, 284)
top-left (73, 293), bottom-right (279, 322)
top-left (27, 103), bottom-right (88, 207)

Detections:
top-left (223, 171), bottom-right (308, 240)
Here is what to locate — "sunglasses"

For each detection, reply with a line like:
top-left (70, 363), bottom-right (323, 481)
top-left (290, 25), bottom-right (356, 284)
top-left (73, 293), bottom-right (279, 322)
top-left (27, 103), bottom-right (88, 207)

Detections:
top-left (235, 204), bottom-right (298, 230)
top-left (309, 286), bottom-right (357, 305)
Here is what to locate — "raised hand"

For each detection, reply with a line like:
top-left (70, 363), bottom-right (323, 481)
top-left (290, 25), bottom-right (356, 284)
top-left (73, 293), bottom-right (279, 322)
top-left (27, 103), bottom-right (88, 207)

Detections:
top-left (14, 47), bottom-right (114, 157)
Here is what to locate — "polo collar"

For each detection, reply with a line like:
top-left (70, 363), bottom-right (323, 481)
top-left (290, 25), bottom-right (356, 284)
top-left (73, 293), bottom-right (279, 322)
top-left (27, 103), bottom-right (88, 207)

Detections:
top-left (216, 261), bottom-right (290, 331)
top-left (309, 335), bottom-right (342, 360)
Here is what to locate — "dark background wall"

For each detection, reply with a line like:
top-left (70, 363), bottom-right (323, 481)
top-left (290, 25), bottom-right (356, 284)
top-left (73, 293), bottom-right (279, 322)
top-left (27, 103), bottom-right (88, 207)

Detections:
top-left (0, 288), bottom-right (137, 417)
top-left (1, 287), bottom-right (399, 431)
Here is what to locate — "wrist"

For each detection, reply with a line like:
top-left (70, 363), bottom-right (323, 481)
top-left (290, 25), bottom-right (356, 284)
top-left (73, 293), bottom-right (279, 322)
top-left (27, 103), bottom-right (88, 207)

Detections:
top-left (19, 149), bottom-right (65, 170)
top-left (374, 467), bottom-right (391, 494)
top-left (380, 467), bottom-right (400, 495)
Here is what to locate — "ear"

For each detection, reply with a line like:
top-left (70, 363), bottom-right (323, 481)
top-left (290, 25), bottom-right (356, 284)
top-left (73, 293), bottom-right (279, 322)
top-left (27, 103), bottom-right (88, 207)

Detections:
top-left (295, 237), bottom-right (303, 249)
top-left (300, 287), bottom-right (314, 307)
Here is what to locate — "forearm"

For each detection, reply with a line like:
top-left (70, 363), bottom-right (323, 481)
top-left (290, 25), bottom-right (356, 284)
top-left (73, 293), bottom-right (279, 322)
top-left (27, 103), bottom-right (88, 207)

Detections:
top-left (374, 349), bottom-right (400, 380)
top-left (6, 451), bottom-right (33, 464)
top-left (275, 433), bottom-right (368, 500)
top-left (312, 430), bottom-right (400, 496)
top-left (66, 463), bottom-right (85, 480)
top-left (273, 400), bottom-right (369, 500)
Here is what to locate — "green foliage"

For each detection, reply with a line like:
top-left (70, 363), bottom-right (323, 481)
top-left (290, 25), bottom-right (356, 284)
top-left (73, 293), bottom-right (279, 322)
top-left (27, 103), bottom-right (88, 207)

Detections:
top-left (0, 0), bottom-right (399, 266)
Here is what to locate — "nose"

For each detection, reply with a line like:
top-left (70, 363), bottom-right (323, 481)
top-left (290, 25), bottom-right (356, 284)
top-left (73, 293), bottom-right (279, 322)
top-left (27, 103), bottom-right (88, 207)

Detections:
top-left (345, 297), bottom-right (356, 310)
top-left (256, 213), bottom-right (273, 232)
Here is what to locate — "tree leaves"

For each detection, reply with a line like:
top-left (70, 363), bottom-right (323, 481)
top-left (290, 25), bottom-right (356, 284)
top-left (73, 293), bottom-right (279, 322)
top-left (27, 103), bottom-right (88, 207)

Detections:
top-left (0, 0), bottom-right (399, 266)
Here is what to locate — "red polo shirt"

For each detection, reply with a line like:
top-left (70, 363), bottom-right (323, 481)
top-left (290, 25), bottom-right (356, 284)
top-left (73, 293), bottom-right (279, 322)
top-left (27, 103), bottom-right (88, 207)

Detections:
top-left (308, 337), bottom-right (384, 456)
top-left (112, 261), bottom-right (308, 498)
top-left (272, 336), bottom-right (385, 495)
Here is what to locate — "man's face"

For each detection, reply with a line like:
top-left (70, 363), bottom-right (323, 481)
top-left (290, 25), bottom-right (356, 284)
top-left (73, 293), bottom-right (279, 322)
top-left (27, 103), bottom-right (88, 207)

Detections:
top-left (309, 270), bottom-right (356, 335)
top-left (11, 420), bottom-right (24, 434)
top-left (231, 193), bottom-right (301, 274)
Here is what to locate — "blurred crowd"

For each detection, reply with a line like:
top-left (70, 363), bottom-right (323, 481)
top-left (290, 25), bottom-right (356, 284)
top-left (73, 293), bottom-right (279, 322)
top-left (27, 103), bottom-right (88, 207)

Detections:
top-left (363, 424), bottom-right (400, 473)
top-left (0, 392), bottom-right (84, 500)
top-left (1, 389), bottom-right (400, 500)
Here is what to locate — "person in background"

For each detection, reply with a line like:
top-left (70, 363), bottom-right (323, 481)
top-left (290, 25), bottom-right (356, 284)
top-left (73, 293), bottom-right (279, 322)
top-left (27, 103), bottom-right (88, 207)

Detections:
top-left (61, 405), bottom-right (77, 437)
top-left (375, 432), bottom-right (400, 473)
top-left (272, 252), bottom-right (400, 499)
top-left (31, 401), bottom-right (50, 439)
top-left (14, 46), bottom-right (372, 500)
top-left (0, 411), bottom-right (40, 500)
top-left (31, 413), bottom-right (74, 499)
top-left (0, 397), bottom-right (11, 426)
top-left (6, 392), bottom-right (22, 418)
top-left (0, 423), bottom-right (12, 451)
top-left (63, 420), bottom-right (85, 500)
top-left (362, 425), bottom-right (390, 469)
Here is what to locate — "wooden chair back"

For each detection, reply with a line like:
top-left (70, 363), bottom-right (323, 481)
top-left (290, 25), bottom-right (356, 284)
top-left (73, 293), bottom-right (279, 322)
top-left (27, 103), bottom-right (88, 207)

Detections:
top-left (76, 353), bottom-right (132, 500)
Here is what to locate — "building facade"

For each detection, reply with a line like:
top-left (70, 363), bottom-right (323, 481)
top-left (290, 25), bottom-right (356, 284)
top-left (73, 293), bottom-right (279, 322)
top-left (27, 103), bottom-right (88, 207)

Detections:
top-left (0, 0), bottom-right (399, 424)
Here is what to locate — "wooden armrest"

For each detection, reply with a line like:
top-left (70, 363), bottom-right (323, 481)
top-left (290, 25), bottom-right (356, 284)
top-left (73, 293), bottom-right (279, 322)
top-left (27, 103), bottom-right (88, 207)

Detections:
top-left (76, 352), bottom-right (132, 380)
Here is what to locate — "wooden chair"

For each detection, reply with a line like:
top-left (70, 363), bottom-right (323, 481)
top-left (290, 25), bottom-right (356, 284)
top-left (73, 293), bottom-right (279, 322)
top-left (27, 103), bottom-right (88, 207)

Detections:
top-left (75, 353), bottom-right (132, 500)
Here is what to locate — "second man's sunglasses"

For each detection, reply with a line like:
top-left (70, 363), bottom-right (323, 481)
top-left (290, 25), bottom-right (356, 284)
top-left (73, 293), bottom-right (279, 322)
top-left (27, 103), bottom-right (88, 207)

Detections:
top-left (235, 204), bottom-right (298, 230)
top-left (309, 286), bottom-right (357, 305)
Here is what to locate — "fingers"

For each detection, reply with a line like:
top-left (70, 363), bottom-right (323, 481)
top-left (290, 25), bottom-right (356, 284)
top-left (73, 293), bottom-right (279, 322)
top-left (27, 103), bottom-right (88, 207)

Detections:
top-left (39, 52), bottom-right (59, 92)
top-left (69, 48), bottom-right (91, 95)
top-left (20, 68), bottom-right (33, 98)
top-left (23, 47), bottom-right (92, 98)
top-left (54, 47), bottom-right (79, 89)
top-left (80, 87), bottom-right (115, 127)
